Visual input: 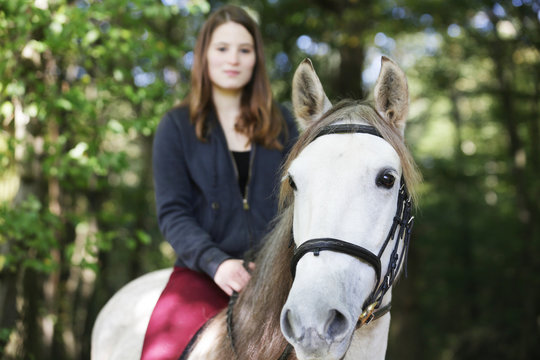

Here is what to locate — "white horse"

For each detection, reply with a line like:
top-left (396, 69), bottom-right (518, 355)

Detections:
top-left (91, 56), bottom-right (420, 360)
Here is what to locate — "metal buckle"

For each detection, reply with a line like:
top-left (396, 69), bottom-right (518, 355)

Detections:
top-left (358, 302), bottom-right (378, 327)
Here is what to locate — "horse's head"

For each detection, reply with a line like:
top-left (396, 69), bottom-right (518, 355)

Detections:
top-left (280, 57), bottom-right (417, 360)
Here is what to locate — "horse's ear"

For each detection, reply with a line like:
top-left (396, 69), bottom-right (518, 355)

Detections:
top-left (374, 56), bottom-right (409, 136)
top-left (292, 59), bottom-right (332, 131)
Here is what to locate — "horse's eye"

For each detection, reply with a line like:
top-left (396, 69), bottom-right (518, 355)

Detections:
top-left (376, 170), bottom-right (396, 189)
top-left (288, 176), bottom-right (297, 191)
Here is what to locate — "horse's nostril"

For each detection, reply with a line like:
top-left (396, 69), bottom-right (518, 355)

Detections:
top-left (281, 306), bottom-right (351, 344)
top-left (281, 309), bottom-right (296, 340)
top-left (325, 309), bottom-right (349, 341)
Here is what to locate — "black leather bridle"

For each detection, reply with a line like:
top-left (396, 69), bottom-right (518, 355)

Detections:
top-left (289, 123), bottom-right (415, 328)
top-left (225, 123), bottom-right (414, 359)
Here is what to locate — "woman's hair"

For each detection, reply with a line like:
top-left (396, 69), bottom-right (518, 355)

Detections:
top-left (187, 5), bottom-right (285, 149)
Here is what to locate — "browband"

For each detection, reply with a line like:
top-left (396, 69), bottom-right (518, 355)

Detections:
top-left (313, 124), bottom-right (383, 140)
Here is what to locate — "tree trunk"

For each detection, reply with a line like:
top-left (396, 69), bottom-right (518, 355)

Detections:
top-left (529, 69), bottom-right (540, 171)
top-left (22, 269), bottom-right (43, 358)
top-left (0, 272), bottom-right (17, 348)
top-left (449, 87), bottom-right (478, 321)
top-left (334, 44), bottom-right (367, 100)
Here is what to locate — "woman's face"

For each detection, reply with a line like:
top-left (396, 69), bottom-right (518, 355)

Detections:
top-left (206, 21), bottom-right (256, 93)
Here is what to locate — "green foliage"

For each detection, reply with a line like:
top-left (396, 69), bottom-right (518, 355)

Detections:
top-left (383, 1), bottom-right (540, 359)
top-left (0, 196), bottom-right (61, 273)
top-left (0, 0), bottom-right (209, 358)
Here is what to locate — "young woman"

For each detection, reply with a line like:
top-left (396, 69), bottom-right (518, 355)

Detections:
top-left (140, 5), bottom-right (298, 360)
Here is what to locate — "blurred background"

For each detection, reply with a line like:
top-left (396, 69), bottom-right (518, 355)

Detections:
top-left (1, 0), bottom-right (539, 359)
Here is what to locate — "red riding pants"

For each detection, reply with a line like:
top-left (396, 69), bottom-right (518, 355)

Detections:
top-left (140, 267), bottom-right (229, 360)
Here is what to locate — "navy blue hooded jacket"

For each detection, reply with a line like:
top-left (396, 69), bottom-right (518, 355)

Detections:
top-left (152, 105), bottom-right (298, 278)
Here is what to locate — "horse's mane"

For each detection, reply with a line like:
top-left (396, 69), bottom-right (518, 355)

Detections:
top-left (232, 207), bottom-right (295, 358)
top-left (199, 99), bottom-right (420, 359)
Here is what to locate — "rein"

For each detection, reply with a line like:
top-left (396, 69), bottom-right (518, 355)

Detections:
top-left (226, 123), bottom-right (414, 359)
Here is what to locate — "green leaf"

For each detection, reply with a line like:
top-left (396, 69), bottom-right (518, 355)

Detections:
top-left (136, 230), bottom-right (151, 245)
top-left (55, 98), bottom-right (73, 111)
top-left (83, 29), bottom-right (100, 46)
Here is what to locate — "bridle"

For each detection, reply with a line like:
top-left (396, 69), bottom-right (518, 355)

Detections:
top-left (289, 123), bottom-right (415, 328)
top-left (226, 123), bottom-right (415, 359)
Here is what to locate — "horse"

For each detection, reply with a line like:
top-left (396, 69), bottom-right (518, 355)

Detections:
top-left (91, 56), bottom-right (420, 360)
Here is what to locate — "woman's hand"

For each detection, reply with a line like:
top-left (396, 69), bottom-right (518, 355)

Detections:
top-left (214, 259), bottom-right (255, 296)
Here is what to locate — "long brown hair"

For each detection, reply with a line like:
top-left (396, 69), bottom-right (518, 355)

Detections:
top-left (187, 5), bottom-right (285, 149)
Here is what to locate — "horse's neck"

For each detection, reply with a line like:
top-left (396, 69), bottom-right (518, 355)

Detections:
top-left (345, 315), bottom-right (391, 360)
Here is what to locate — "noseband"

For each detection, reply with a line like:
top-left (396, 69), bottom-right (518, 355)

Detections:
top-left (289, 123), bottom-right (415, 328)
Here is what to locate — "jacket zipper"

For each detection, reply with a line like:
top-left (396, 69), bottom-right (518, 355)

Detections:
top-left (227, 146), bottom-right (255, 249)
top-left (243, 147), bottom-right (255, 210)
top-left (227, 147), bottom-right (255, 210)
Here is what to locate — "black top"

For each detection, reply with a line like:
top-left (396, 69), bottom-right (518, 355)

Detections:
top-left (232, 150), bottom-right (250, 198)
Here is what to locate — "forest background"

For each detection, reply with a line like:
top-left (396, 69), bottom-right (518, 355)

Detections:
top-left (1, 0), bottom-right (539, 359)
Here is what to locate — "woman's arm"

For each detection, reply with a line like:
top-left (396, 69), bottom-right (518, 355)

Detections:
top-left (152, 112), bottom-right (231, 278)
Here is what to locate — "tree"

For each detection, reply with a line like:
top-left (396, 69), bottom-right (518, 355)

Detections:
top-left (1, 1), bottom-right (209, 358)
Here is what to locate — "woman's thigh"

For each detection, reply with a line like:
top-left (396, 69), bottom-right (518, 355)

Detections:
top-left (140, 267), bottom-right (229, 360)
